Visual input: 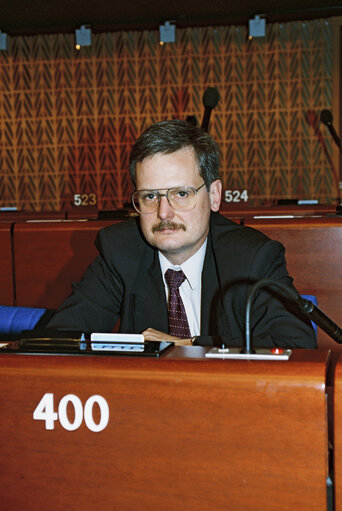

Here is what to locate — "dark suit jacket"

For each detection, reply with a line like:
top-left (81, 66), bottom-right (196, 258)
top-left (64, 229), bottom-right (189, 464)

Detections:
top-left (47, 212), bottom-right (316, 348)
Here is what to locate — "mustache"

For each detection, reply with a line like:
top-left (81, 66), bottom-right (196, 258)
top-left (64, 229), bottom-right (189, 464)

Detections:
top-left (152, 221), bottom-right (186, 233)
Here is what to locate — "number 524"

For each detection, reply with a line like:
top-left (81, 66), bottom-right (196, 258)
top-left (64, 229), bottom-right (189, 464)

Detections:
top-left (224, 189), bottom-right (248, 203)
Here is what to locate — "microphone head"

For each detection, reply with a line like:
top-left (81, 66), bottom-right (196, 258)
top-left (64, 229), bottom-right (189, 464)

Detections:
top-left (202, 87), bottom-right (219, 109)
top-left (320, 109), bottom-right (333, 126)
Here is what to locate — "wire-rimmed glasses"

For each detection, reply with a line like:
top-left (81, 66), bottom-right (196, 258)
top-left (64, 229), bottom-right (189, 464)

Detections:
top-left (132, 183), bottom-right (206, 214)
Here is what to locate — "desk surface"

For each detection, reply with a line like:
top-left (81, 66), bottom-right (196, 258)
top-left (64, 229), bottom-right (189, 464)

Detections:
top-left (0, 348), bottom-right (330, 511)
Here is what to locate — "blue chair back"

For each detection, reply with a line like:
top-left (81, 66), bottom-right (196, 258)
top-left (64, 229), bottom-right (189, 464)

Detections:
top-left (0, 306), bottom-right (46, 335)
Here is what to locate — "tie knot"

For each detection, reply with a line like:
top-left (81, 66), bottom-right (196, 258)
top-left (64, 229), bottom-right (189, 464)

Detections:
top-left (165, 269), bottom-right (186, 290)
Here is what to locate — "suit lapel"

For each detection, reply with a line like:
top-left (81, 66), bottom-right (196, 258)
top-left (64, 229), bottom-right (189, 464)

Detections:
top-left (201, 238), bottom-right (221, 335)
top-left (127, 249), bottom-right (169, 334)
top-left (201, 214), bottom-right (242, 339)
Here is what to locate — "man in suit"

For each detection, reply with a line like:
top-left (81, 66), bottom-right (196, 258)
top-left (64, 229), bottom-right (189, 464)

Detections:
top-left (47, 120), bottom-right (316, 348)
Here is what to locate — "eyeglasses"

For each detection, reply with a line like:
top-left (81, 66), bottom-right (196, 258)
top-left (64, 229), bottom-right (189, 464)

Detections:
top-left (131, 183), bottom-right (206, 214)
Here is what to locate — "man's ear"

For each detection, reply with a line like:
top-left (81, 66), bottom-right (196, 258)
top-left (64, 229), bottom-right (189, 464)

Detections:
top-left (209, 180), bottom-right (222, 212)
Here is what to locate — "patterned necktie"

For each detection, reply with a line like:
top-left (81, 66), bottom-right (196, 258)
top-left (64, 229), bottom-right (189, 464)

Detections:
top-left (164, 269), bottom-right (191, 339)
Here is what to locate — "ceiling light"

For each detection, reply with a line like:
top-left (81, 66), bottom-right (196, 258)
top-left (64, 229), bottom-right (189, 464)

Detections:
top-left (248, 15), bottom-right (266, 39)
top-left (159, 21), bottom-right (176, 45)
top-left (75, 25), bottom-right (91, 50)
top-left (0, 30), bottom-right (8, 50)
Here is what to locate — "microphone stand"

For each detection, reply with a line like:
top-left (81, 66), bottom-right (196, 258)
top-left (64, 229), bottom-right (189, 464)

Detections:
top-left (321, 110), bottom-right (342, 155)
top-left (320, 110), bottom-right (342, 206)
top-left (245, 279), bottom-right (342, 354)
top-left (206, 278), bottom-right (342, 360)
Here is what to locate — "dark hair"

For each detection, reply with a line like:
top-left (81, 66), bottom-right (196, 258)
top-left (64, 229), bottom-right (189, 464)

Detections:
top-left (129, 119), bottom-right (221, 189)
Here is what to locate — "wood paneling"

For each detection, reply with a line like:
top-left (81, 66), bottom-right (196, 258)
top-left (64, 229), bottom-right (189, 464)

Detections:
top-left (244, 217), bottom-right (342, 355)
top-left (0, 223), bottom-right (14, 305)
top-left (0, 18), bottom-right (335, 211)
top-left (13, 220), bottom-right (119, 308)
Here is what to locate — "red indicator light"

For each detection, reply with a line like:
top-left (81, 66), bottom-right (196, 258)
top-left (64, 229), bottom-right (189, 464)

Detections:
top-left (271, 348), bottom-right (284, 355)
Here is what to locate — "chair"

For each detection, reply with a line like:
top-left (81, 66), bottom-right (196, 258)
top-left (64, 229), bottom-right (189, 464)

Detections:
top-left (0, 306), bottom-right (47, 335)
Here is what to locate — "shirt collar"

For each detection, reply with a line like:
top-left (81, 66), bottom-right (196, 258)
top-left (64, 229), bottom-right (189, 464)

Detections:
top-left (159, 238), bottom-right (207, 291)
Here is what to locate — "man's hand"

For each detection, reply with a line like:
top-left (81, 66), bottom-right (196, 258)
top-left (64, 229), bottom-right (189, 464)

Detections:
top-left (142, 328), bottom-right (193, 346)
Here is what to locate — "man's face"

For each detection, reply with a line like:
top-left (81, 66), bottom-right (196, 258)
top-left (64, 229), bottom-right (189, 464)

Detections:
top-left (135, 146), bottom-right (222, 265)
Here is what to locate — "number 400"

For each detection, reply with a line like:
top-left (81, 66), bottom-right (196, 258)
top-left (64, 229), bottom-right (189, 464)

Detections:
top-left (33, 393), bottom-right (109, 432)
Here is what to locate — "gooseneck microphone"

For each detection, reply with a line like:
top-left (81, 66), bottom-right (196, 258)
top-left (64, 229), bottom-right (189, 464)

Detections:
top-left (245, 278), bottom-right (342, 354)
top-left (201, 87), bottom-right (219, 132)
top-left (320, 109), bottom-right (342, 153)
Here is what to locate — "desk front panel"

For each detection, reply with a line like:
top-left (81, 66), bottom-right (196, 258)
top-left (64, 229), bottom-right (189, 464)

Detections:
top-left (334, 355), bottom-right (342, 510)
top-left (0, 349), bottom-right (329, 511)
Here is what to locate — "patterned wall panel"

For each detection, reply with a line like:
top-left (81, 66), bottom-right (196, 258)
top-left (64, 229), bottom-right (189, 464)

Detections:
top-left (0, 19), bottom-right (336, 211)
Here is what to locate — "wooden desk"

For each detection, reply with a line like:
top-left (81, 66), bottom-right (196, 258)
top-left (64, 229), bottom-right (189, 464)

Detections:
top-left (0, 211), bottom-right (66, 221)
top-left (0, 348), bottom-right (330, 510)
top-left (220, 203), bottom-right (337, 221)
top-left (0, 222), bottom-right (14, 305)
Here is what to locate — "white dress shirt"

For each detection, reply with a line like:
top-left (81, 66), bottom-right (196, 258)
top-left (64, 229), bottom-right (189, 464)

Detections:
top-left (158, 239), bottom-right (207, 337)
